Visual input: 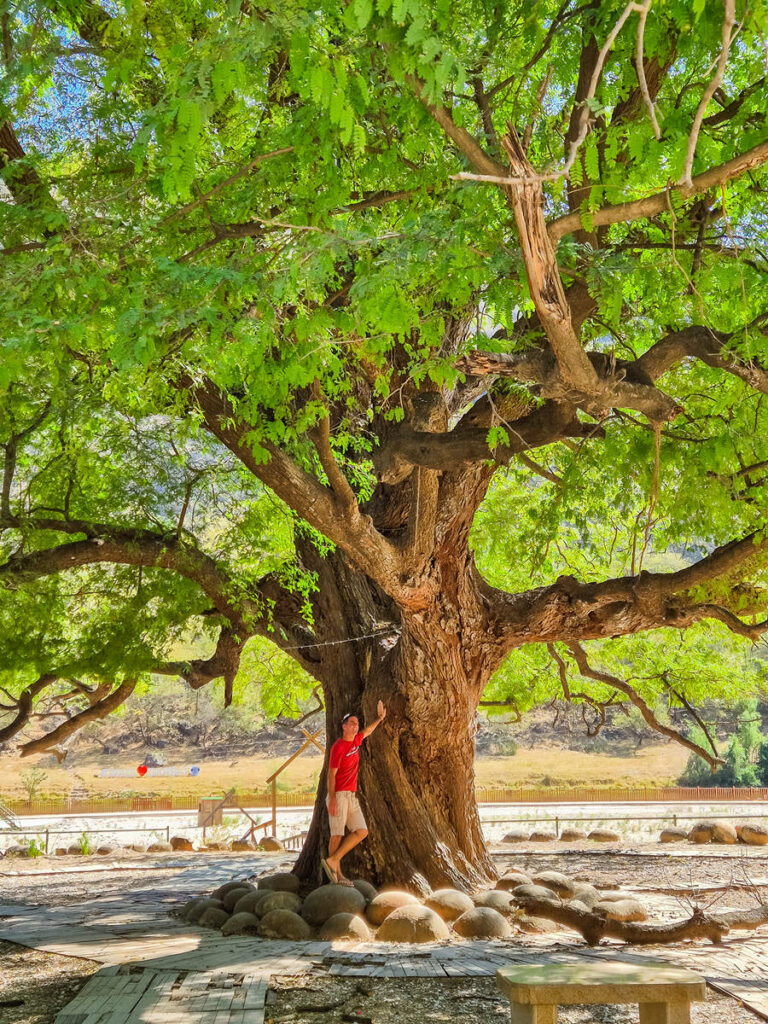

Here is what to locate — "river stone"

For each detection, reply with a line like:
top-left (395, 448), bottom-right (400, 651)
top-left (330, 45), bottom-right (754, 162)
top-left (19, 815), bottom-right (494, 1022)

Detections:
top-left (5, 845), bottom-right (30, 857)
top-left (222, 912), bottom-right (260, 936)
top-left (127, 843), bottom-right (146, 853)
top-left (741, 823), bottom-right (768, 845)
top-left (569, 900), bottom-right (589, 913)
top-left (453, 906), bottom-right (511, 939)
top-left (319, 912), bottom-right (372, 941)
top-left (258, 836), bottom-right (285, 852)
top-left (560, 828), bottom-right (587, 841)
top-left (352, 879), bottom-right (378, 901)
top-left (259, 909), bottom-right (312, 940)
top-left (223, 887), bottom-right (253, 912)
top-left (260, 891), bottom-right (302, 915)
top-left (366, 890), bottom-right (420, 925)
top-left (180, 898), bottom-right (205, 921)
top-left (199, 907), bottom-right (230, 929)
top-left (501, 830), bottom-right (528, 843)
top-left (688, 822), bottom-right (714, 844)
top-left (529, 830), bottom-right (557, 842)
top-left (230, 840), bottom-right (256, 852)
top-left (495, 872), bottom-right (532, 891)
top-left (67, 844), bottom-right (84, 855)
top-left (512, 883), bottom-right (558, 902)
top-left (712, 820), bottom-right (738, 844)
top-left (518, 915), bottom-right (559, 933)
top-left (376, 905), bottom-right (449, 943)
top-left (587, 829), bottom-right (620, 843)
top-left (212, 880), bottom-right (253, 899)
top-left (233, 890), bottom-right (272, 916)
top-left (147, 841), bottom-right (173, 853)
top-left (474, 890), bottom-right (514, 913)
top-left (302, 884), bottom-right (365, 926)
top-left (188, 898), bottom-right (225, 923)
top-left (660, 827), bottom-right (688, 843)
top-left (55, 847), bottom-right (67, 856)
top-left (424, 889), bottom-right (474, 922)
top-left (594, 898), bottom-right (647, 922)
top-left (570, 884), bottom-right (601, 909)
top-left (257, 872), bottom-right (301, 893)
top-left (532, 871), bottom-right (575, 897)
top-left (171, 836), bottom-right (194, 851)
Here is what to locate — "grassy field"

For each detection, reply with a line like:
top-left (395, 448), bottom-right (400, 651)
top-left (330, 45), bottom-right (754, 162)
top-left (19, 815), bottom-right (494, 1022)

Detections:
top-left (0, 743), bottom-right (689, 801)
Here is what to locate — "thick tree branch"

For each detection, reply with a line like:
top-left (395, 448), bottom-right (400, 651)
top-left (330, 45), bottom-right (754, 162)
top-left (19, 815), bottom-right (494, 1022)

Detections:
top-left (566, 641), bottom-right (723, 768)
top-left (501, 130), bottom-right (599, 392)
top-left (633, 325), bottom-right (768, 393)
top-left (549, 139), bottom-right (768, 241)
top-left (373, 401), bottom-right (597, 483)
top-left (0, 674), bottom-right (56, 744)
top-left (18, 678), bottom-right (137, 758)
top-left (516, 896), bottom-right (728, 945)
top-left (183, 375), bottom-right (406, 597)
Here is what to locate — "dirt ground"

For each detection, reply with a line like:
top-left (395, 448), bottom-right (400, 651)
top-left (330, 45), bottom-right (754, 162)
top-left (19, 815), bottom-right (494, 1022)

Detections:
top-left (267, 975), bottom-right (758, 1024)
top-left (2, 848), bottom-right (768, 1024)
top-left (0, 941), bottom-right (97, 1024)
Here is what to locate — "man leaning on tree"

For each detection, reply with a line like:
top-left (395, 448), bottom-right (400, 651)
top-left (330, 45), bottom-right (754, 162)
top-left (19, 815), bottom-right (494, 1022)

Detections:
top-left (321, 700), bottom-right (386, 886)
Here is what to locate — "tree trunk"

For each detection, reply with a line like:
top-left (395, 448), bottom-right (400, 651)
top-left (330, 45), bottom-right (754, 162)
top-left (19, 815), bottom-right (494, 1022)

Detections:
top-left (292, 549), bottom-right (496, 893)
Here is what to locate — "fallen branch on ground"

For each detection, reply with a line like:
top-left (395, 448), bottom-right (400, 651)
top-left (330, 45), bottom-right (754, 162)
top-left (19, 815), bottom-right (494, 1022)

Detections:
top-left (516, 896), bottom-right (729, 945)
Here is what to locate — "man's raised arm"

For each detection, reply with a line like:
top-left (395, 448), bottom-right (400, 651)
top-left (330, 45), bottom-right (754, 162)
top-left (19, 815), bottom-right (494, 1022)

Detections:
top-left (361, 700), bottom-right (386, 739)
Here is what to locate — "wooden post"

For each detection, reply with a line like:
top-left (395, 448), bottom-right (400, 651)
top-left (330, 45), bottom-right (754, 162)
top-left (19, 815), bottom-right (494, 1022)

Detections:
top-left (271, 779), bottom-right (277, 837)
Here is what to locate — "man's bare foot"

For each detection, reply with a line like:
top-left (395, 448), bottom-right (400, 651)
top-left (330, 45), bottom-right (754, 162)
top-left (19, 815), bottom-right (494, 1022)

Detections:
top-left (326, 858), bottom-right (354, 887)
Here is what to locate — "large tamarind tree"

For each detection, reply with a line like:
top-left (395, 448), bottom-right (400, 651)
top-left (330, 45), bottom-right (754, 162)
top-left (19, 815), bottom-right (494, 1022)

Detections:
top-left (2, 0), bottom-right (768, 889)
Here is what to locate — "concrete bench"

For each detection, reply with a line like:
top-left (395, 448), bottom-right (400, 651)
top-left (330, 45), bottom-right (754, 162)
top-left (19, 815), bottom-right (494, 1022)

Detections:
top-left (497, 961), bottom-right (707, 1024)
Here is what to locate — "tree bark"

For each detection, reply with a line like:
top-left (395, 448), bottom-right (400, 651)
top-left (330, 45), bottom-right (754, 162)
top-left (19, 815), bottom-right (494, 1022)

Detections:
top-left (292, 546), bottom-right (496, 893)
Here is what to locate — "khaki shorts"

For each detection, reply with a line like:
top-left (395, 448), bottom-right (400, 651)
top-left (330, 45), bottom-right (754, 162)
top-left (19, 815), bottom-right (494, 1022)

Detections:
top-left (326, 791), bottom-right (367, 835)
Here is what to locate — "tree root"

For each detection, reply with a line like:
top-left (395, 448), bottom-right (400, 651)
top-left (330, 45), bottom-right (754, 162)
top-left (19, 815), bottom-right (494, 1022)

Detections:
top-left (516, 896), bottom-right (729, 945)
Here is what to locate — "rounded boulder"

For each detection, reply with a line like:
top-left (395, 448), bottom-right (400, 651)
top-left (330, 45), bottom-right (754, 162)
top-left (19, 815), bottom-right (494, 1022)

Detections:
top-left (233, 890), bottom-right (272, 917)
top-left (529, 830), bottom-right (557, 842)
top-left (302, 884), bottom-right (365, 927)
top-left (171, 836), bottom-right (194, 852)
top-left (188, 898), bottom-right (225, 924)
top-left (366, 890), bottom-right (419, 926)
top-left (223, 887), bottom-right (253, 912)
top-left (352, 879), bottom-right (378, 902)
top-left (532, 871), bottom-right (575, 897)
top-left (230, 840), bottom-right (256, 852)
top-left (495, 872), bottom-right (532, 891)
top-left (741, 824), bottom-right (768, 846)
top-left (199, 907), bottom-right (230, 929)
top-left (222, 912), bottom-right (260, 936)
top-left (518, 915), bottom-right (559, 934)
top-left (180, 898), bottom-right (206, 921)
top-left (559, 828), bottom-right (587, 841)
top-left (474, 890), bottom-right (514, 914)
top-left (258, 837), bottom-right (285, 852)
top-left (213, 880), bottom-right (254, 900)
top-left (376, 905), bottom-right (449, 943)
top-left (501, 830), bottom-right (528, 843)
top-left (147, 841), bottom-right (173, 853)
top-left (660, 828), bottom-right (688, 843)
top-left (319, 913), bottom-right (372, 941)
top-left (424, 889), bottom-right (474, 922)
top-left (712, 820), bottom-right (738, 845)
top-left (260, 891), bottom-right (302, 915)
top-left (570, 883), bottom-right (601, 909)
top-left (512, 883), bottom-right (557, 902)
top-left (259, 909), bottom-right (311, 940)
top-left (587, 829), bottom-right (620, 843)
top-left (453, 906), bottom-right (511, 939)
top-left (688, 823), bottom-right (714, 844)
top-left (257, 872), bottom-right (301, 893)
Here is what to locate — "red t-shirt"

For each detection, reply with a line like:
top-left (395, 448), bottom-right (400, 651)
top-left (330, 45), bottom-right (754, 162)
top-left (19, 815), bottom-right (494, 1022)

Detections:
top-left (329, 732), bottom-right (365, 792)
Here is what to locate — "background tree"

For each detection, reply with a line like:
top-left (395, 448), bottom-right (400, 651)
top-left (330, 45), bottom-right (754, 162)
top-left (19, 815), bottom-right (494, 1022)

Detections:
top-left (2, 0), bottom-right (768, 888)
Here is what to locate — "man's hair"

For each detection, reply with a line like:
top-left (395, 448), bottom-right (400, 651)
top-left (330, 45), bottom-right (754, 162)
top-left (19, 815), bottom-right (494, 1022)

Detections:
top-left (341, 712), bottom-right (357, 723)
